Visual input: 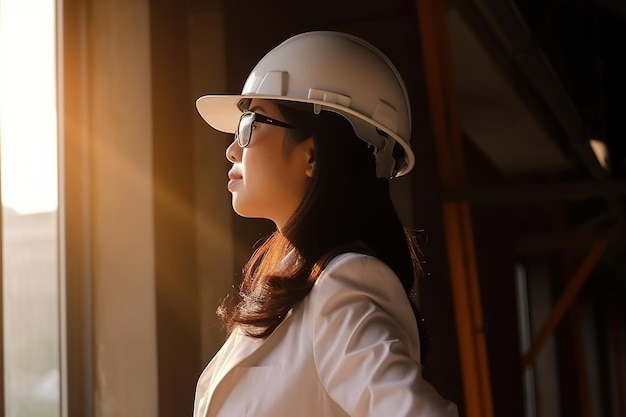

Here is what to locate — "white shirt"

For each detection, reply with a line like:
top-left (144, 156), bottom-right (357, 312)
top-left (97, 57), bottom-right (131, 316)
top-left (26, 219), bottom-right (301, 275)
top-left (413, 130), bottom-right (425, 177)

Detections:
top-left (193, 253), bottom-right (458, 417)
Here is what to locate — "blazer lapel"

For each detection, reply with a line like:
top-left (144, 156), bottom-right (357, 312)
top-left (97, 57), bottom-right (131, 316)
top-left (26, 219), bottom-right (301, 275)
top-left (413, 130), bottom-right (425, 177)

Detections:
top-left (201, 308), bottom-right (295, 415)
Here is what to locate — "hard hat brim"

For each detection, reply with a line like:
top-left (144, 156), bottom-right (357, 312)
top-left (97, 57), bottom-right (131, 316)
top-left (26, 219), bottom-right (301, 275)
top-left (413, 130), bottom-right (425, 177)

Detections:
top-left (196, 94), bottom-right (415, 177)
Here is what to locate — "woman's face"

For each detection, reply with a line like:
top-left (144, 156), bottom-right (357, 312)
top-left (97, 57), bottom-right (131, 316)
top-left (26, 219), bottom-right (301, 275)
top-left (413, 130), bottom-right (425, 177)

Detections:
top-left (226, 99), bottom-right (314, 229)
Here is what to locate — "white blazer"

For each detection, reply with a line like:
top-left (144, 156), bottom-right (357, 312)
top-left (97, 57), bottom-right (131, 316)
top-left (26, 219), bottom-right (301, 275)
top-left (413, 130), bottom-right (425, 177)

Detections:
top-left (193, 253), bottom-right (458, 417)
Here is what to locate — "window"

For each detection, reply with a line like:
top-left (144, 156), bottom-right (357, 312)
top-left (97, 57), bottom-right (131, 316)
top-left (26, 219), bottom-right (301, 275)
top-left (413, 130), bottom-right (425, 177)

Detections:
top-left (0, 0), bottom-right (60, 416)
top-left (515, 262), bottom-right (561, 417)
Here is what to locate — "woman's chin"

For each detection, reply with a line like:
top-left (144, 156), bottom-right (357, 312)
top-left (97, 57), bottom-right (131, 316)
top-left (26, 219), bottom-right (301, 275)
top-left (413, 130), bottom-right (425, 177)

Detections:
top-left (231, 198), bottom-right (257, 219)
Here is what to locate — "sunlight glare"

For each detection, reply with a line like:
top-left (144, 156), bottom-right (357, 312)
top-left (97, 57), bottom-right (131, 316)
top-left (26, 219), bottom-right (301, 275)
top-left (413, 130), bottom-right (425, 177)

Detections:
top-left (0, 0), bottom-right (57, 215)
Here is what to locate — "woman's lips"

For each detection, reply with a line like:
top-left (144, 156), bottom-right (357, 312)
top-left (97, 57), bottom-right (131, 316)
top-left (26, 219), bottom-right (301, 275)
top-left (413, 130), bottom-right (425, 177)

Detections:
top-left (227, 171), bottom-right (242, 190)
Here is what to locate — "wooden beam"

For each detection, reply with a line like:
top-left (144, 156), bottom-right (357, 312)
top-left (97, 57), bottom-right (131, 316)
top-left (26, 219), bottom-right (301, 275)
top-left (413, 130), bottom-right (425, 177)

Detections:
top-left (522, 239), bottom-right (608, 369)
top-left (415, 1), bottom-right (494, 416)
top-left (443, 179), bottom-right (626, 205)
top-left (516, 228), bottom-right (619, 253)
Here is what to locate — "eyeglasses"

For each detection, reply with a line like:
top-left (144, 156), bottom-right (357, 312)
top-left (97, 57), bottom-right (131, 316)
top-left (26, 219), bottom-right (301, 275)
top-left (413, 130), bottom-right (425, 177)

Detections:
top-left (235, 111), bottom-right (295, 147)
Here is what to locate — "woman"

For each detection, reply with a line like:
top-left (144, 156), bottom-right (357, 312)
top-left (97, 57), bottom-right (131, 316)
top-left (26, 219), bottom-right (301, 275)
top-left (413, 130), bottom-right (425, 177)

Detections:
top-left (193, 31), bottom-right (458, 417)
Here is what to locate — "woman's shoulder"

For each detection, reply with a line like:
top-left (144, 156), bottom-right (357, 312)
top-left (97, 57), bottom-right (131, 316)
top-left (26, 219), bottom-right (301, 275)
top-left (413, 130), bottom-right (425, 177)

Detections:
top-left (312, 252), bottom-right (406, 302)
top-left (305, 251), bottom-right (421, 355)
top-left (318, 251), bottom-right (388, 275)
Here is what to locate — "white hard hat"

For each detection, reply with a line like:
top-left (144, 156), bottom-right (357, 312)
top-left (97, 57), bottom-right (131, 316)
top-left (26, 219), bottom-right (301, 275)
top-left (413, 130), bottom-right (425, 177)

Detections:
top-left (196, 31), bottom-right (414, 178)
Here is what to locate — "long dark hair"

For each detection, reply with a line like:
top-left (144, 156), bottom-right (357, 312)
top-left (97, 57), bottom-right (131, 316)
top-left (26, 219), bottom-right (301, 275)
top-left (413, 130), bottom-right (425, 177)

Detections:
top-left (219, 100), bottom-right (425, 344)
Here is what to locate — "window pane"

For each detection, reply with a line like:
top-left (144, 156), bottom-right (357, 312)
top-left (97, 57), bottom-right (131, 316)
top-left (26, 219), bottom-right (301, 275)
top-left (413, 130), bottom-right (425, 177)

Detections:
top-left (0, 0), bottom-right (60, 416)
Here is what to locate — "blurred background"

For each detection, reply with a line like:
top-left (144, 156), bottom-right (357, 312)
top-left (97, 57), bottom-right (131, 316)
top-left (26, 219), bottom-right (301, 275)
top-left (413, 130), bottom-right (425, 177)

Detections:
top-left (0, 0), bottom-right (624, 416)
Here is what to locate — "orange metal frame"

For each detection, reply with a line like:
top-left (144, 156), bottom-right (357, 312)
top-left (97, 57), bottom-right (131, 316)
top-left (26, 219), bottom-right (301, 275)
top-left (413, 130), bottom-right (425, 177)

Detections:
top-left (415, 1), bottom-right (494, 416)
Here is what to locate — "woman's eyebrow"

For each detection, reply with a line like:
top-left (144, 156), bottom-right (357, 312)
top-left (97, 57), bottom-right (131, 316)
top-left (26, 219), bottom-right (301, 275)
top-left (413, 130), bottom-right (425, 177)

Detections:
top-left (248, 105), bottom-right (267, 114)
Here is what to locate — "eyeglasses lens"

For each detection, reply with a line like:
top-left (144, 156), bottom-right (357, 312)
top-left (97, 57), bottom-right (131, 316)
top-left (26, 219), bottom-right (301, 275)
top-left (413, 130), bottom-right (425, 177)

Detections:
top-left (236, 112), bottom-right (254, 147)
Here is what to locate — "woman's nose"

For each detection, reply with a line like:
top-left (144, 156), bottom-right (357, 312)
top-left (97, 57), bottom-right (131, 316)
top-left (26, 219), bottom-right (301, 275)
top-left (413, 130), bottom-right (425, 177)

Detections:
top-left (226, 139), bottom-right (241, 163)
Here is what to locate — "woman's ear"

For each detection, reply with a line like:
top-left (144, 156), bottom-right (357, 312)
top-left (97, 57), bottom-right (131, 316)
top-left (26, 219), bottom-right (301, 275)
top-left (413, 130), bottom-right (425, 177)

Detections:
top-left (305, 139), bottom-right (315, 178)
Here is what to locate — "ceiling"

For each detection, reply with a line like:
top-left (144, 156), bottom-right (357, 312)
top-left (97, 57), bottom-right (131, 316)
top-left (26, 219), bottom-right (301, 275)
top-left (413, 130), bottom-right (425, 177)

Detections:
top-left (447, 6), bottom-right (573, 176)
top-left (448, 0), bottom-right (625, 181)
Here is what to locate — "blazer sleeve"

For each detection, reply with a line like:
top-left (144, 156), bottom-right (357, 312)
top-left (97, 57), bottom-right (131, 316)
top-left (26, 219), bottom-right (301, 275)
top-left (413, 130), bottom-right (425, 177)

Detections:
top-left (307, 253), bottom-right (459, 417)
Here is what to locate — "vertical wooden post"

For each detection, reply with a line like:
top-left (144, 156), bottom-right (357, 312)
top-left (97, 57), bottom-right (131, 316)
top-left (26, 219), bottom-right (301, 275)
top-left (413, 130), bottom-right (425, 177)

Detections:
top-left (415, 1), bottom-right (494, 416)
top-left (58, 0), bottom-right (95, 415)
top-left (150, 0), bottom-right (201, 415)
